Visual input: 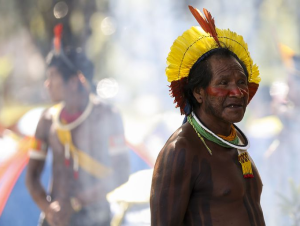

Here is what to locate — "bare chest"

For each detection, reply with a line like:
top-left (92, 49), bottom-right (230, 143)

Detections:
top-left (192, 147), bottom-right (263, 203)
top-left (47, 116), bottom-right (111, 161)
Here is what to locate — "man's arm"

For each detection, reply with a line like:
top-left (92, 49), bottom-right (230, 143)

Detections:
top-left (25, 111), bottom-right (50, 213)
top-left (27, 158), bottom-right (73, 226)
top-left (26, 159), bottom-right (49, 211)
top-left (26, 110), bottom-right (73, 226)
top-left (150, 139), bottom-right (193, 226)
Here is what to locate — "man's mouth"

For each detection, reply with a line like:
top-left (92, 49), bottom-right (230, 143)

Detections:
top-left (226, 104), bottom-right (243, 108)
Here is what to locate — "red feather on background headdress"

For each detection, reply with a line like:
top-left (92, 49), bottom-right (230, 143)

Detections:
top-left (188, 6), bottom-right (221, 47)
top-left (54, 23), bottom-right (63, 53)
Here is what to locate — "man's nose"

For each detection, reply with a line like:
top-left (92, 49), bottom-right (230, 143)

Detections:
top-left (44, 79), bottom-right (50, 88)
top-left (228, 85), bottom-right (243, 98)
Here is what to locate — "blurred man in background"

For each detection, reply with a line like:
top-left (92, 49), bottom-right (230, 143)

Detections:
top-left (26, 25), bottom-right (130, 226)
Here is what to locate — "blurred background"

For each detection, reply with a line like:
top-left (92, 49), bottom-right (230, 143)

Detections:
top-left (0, 0), bottom-right (300, 225)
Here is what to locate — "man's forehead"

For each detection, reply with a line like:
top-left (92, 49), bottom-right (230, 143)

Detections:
top-left (209, 55), bottom-right (245, 74)
top-left (46, 66), bottom-right (62, 77)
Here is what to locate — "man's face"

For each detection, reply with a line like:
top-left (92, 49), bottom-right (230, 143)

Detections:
top-left (44, 66), bottom-right (65, 102)
top-left (201, 55), bottom-right (249, 123)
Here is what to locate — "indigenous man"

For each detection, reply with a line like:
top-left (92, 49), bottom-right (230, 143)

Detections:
top-left (26, 24), bottom-right (130, 226)
top-left (150, 6), bottom-right (265, 226)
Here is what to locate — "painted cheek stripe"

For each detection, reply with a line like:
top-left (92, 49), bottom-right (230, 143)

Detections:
top-left (229, 87), bottom-right (249, 97)
top-left (207, 87), bottom-right (248, 97)
top-left (206, 87), bottom-right (229, 97)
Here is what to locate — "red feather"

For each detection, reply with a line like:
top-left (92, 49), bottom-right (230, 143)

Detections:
top-left (53, 23), bottom-right (63, 53)
top-left (169, 78), bottom-right (188, 115)
top-left (248, 82), bottom-right (259, 104)
top-left (188, 6), bottom-right (221, 47)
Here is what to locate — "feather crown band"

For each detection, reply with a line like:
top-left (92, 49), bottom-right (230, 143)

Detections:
top-left (166, 6), bottom-right (261, 114)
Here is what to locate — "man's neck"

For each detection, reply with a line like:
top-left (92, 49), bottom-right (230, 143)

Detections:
top-left (63, 92), bottom-right (90, 114)
top-left (194, 108), bottom-right (232, 136)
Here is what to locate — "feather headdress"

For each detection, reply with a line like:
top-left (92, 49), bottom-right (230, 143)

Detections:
top-left (166, 6), bottom-right (260, 114)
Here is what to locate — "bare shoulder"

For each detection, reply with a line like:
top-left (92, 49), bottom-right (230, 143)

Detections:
top-left (91, 96), bottom-right (121, 118)
top-left (151, 122), bottom-right (205, 198)
top-left (35, 107), bottom-right (54, 141)
top-left (159, 121), bottom-right (207, 161)
top-left (90, 96), bottom-right (124, 135)
top-left (39, 107), bottom-right (54, 122)
top-left (163, 127), bottom-right (189, 153)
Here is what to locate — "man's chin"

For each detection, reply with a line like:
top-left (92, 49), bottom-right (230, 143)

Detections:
top-left (223, 113), bottom-right (245, 124)
top-left (50, 97), bottom-right (62, 103)
top-left (230, 118), bottom-right (243, 123)
top-left (227, 114), bottom-right (245, 123)
top-left (223, 108), bottom-right (245, 122)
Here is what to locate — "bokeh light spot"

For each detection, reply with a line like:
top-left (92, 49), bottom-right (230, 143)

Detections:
top-left (270, 81), bottom-right (289, 98)
top-left (53, 1), bottom-right (68, 19)
top-left (97, 78), bottom-right (119, 98)
top-left (101, 17), bottom-right (116, 35)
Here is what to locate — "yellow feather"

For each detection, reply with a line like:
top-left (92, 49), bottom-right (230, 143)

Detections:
top-left (166, 26), bottom-right (261, 86)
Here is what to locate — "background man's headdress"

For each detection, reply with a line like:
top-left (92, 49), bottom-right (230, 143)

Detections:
top-left (47, 23), bottom-right (78, 73)
top-left (46, 24), bottom-right (94, 84)
top-left (166, 6), bottom-right (261, 115)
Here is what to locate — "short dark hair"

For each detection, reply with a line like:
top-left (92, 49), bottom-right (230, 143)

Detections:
top-left (46, 47), bottom-right (94, 83)
top-left (183, 48), bottom-right (248, 114)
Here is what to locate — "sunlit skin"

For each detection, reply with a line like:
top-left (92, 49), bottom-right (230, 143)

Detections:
top-left (150, 54), bottom-right (265, 226)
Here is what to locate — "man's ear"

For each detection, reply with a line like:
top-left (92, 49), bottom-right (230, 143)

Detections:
top-left (78, 72), bottom-right (90, 91)
top-left (193, 87), bottom-right (204, 104)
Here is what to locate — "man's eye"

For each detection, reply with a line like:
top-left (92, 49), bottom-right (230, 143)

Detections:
top-left (238, 80), bottom-right (247, 85)
top-left (220, 80), bottom-right (227, 85)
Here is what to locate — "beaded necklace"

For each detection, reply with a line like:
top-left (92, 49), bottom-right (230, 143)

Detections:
top-left (188, 112), bottom-right (254, 178)
top-left (188, 115), bottom-right (239, 149)
top-left (190, 112), bottom-right (250, 150)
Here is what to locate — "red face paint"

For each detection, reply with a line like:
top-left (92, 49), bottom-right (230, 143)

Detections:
top-left (206, 87), bottom-right (229, 97)
top-left (228, 86), bottom-right (249, 97)
top-left (206, 86), bottom-right (249, 98)
top-left (228, 87), bottom-right (242, 96)
top-left (240, 87), bottom-right (249, 96)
